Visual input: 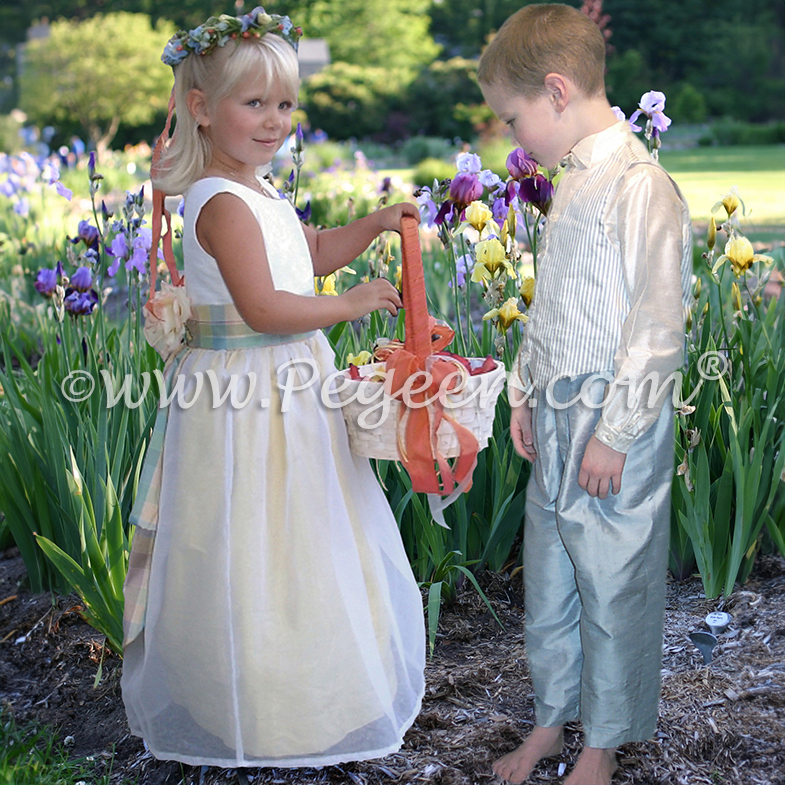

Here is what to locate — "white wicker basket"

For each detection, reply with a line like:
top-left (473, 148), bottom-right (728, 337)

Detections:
top-left (334, 215), bottom-right (506, 465)
top-left (334, 360), bottom-right (506, 460)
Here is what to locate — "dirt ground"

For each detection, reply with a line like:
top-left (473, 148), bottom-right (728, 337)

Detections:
top-left (1, 547), bottom-right (784, 785)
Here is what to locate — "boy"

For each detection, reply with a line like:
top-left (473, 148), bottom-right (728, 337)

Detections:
top-left (477, 5), bottom-right (692, 785)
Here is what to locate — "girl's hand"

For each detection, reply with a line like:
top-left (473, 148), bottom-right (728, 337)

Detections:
top-left (341, 278), bottom-right (403, 320)
top-left (375, 202), bottom-right (421, 234)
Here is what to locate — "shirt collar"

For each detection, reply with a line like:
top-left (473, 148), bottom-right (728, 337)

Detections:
top-left (562, 120), bottom-right (630, 171)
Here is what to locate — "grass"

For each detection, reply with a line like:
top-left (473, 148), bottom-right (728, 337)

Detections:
top-left (0, 711), bottom-right (134, 785)
top-left (659, 145), bottom-right (785, 227)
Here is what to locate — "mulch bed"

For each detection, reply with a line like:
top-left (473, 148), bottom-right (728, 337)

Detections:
top-left (2, 547), bottom-right (784, 785)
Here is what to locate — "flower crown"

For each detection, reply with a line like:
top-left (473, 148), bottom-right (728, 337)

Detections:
top-left (161, 6), bottom-right (302, 67)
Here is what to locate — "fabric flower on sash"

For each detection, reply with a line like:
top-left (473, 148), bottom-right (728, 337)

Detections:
top-left (143, 280), bottom-right (193, 362)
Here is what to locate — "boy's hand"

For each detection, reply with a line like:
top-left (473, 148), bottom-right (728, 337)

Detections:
top-left (375, 202), bottom-right (421, 234)
top-left (578, 436), bottom-right (626, 499)
top-left (510, 389), bottom-right (537, 462)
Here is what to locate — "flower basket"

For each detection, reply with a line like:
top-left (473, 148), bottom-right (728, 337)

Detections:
top-left (333, 215), bottom-right (506, 496)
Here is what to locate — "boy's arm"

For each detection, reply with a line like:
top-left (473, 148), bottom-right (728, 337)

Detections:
top-left (594, 164), bottom-right (691, 454)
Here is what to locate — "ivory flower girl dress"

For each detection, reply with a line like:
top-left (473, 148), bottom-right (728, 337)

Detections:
top-left (121, 176), bottom-right (425, 767)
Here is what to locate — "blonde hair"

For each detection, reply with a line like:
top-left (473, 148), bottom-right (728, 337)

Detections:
top-left (477, 3), bottom-right (606, 99)
top-left (154, 34), bottom-right (299, 195)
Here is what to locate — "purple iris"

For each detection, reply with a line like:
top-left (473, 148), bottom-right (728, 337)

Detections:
top-left (449, 254), bottom-right (474, 288)
top-left (517, 174), bottom-right (554, 215)
top-left (434, 200), bottom-right (456, 226)
top-left (70, 266), bottom-right (93, 293)
top-left (611, 106), bottom-right (626, 122)
top-left (380, 177), bottom-right (392, 194)
top-left (629, 91), bottom-right (672, 134)
top-left (506, 148), bottom-right (538, 180)
top-left (415, 187), bottom-right (438, 227)
top-left (492, 196), bottom-right (509, 225)
top-left (456, 152), bottom-right (482, 174)
top-left (64, 289), bottom-right (98, 316)
top-left (295, 201), bottom-right (312, 223)
top-left (449, 172), bottom-right (483, 209)
top-left (88, 152), bottom-right (96, 179)
top-left (34, 267), bottom-right (58, 297)
top-left (74, 220), bottom-right (100, 251)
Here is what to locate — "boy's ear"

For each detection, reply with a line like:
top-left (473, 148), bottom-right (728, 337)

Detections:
top-left (186, 88), bottom-right (210, 127)
top-left (544, 73), bottom-right (570, 113)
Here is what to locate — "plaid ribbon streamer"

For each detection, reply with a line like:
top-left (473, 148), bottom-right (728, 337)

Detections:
top-left (123, 304), bottom-right (315, 646)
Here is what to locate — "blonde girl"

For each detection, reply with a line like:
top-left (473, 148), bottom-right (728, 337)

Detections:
top-left (122, 6), bottom-right (425, 769)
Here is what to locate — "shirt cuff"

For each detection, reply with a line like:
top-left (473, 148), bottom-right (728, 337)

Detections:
top-left (593, 418), bottom-right (637, 454)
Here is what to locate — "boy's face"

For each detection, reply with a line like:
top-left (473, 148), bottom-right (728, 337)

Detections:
top-left (481, 82), bottom-right (571, 170)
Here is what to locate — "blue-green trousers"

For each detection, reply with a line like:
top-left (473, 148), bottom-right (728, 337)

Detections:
top-left (524, 375), bottom-right (672, 748)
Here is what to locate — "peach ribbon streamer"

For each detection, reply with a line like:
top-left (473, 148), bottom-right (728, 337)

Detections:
top-left (147, 89), bottom-right (183, 309)
top-left (383, 216), bottom-right (480, 516)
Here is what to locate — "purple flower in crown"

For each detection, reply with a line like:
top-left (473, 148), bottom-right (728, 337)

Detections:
top-left (506, 148), bottom-right (538, 180)
top-left (518, 173), bottom-right (554, 215)
top-left (629, 91), bottom-right (671, 134)
top-left (449, 172), bottom-right (483, 210)
top-left (70, 266), bottom-right (93, 293)
top-left (35, 267), bottom-right (58, 297)
top-left (456, 152), bottom-right (482, 174)
top-left (162, 36), bottom-right (189, 66)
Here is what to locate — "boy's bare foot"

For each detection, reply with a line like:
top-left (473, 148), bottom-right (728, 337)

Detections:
top-left (493, 725), bottom-right (564, 783)
top-left (563, 746), bottom-right (617, 785)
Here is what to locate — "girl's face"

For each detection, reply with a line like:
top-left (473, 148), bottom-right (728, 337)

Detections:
top-left (201, 74), bottom-right (295, 171)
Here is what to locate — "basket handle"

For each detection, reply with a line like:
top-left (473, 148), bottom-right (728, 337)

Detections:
top-left (399, 214), bottom-right (432, 360)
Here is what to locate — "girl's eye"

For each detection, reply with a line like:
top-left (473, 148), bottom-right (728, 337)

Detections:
top-left (248, 99), bottom-right (262, 108)
top-left (279, 101), bottom-right (293, 111)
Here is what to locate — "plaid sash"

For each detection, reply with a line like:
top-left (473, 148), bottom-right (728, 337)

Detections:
top-left (123, 304), bottom-right (315, 647)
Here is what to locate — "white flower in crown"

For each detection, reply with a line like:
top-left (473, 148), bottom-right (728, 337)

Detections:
top-left (143, 280), bottom-right (193, 363)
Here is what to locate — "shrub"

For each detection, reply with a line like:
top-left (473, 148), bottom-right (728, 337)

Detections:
top-left (412, 157), bottom-right (456, 187)
top-left (400, 136), bottom-right (457, 165)
top-left (708, 121), bottom-right (785, 146)
top-left (300, 63), bottom-right (410, 141)
top-left (406, 58), bottom-right (485, 141)
top-left (670, 83), bottom-right (708, 124)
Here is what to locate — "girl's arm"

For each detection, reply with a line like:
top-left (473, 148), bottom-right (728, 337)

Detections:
top-left (302, 202), bottom-right (420, 277)
top-left (197, 193), bottom-right (401, 334)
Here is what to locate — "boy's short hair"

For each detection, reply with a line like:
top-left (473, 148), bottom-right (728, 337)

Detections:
top-left (477, 3), bottom-right (606, 98)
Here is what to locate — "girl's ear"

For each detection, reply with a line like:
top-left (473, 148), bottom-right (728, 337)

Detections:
top-left (543, 73), bottom-right (570, 114)
top-left (186, 88), bottom-right (210, 127)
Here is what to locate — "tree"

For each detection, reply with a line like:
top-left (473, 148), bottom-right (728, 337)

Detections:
top-left (266, 0), bottom-right (439, 69)
top-left (18, 12), bottom-right (175, 156)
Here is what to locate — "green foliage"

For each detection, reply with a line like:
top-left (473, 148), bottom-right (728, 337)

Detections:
top-left (672, 201), bottom-right (785, 597)
top-left (0, 710), bottom-right (128, 785)
top-left (271, 0), bottom-right (439, 69)
top-left (670, 83), bottom-right (708, 125)
top-left (412, 157), bottom-right (455, 187)
top-left (18, 12), bottom-right (175, 154)
top-left (301, 62), bottom-right (411, 141)
top-left (407, 57), bottom-right (485, 140)
top-left (400, 136), bottom-right (458, 166)
top-left (605, 48), bottom-right (651, 116)
top-left (702, 121), bottom-right (785, 147)
top-left (0, 114), bottom-right (23, 154)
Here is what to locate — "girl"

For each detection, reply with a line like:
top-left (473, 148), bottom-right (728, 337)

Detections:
top-left (121, 7), bottom-right (425, 769)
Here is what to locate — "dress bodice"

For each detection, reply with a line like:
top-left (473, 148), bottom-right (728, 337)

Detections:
top-left (182, 176), bottom-right (315, 306)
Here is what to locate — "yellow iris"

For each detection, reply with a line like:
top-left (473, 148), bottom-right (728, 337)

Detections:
top-left (731, 281), bottom-right (742, 312)
top-left (471, 238), bottom-right (515, 282)
top-left (711, 186), bottom-right (744, 219)
top-left (316, 274), bottom-right (338, 295)
top-left (519, 276), bottom-right (535, 307)
top-left (707, 216), bottom-right (717, 251)
top-left (464, 201), bottom-right (495, 233)
top-left (714, 234), bottom-right (773, 278)
top-left (483, 297), bottom-right (528, 333)
top-left (346, 350), bottom-right (372, 367)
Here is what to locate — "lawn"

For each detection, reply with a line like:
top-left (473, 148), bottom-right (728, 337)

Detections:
top-left (659, 144), bottom-right (785, 228)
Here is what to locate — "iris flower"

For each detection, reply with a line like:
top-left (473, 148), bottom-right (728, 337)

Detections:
top-left (463, 201), bottom-right (495, 234)
top-left (483, 297), bottom-right (528, 333)
top-left (506, 148), bottom-right (538, 180)
top-left (629, 91), bottom-right (672, 134)
top-left (471, 239), bottom-right (515, 282)
top-left (520, 276), bottom-right (535, 307)
top-left (34, 268), bottom-right (57, 297)
top-left (714, 234), bottom-right (773, 277)
top-left (711, 186), bottom-right (744, 219)
top-left (449, 172), bottom-right (483, 209)
top-left (70, 266), bottom-right (93, 292)
top-left (517, 174), bottom-right (554, 215)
